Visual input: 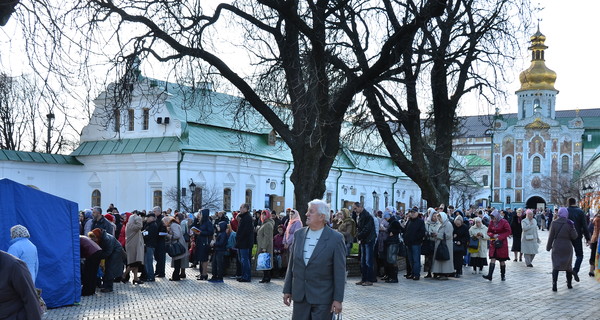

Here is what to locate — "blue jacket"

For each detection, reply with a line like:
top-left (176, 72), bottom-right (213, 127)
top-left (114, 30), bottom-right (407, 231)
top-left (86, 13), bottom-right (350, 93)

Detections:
top-left (7, 237), bottom-right (39, 283)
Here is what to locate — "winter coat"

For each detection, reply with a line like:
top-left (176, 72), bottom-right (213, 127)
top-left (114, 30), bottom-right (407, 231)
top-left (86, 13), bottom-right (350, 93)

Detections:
top-left (403, 217), bottom-right (426, 246)
top-left (0, 251), bottom-right (43, 320)
top-left (520, 217), bottom-right (540, 255)
top-left (452, 223), bottom-right (470, 255)
top-left (125, 214), bottom-right (145, 265)
top-left (213, 222), bottom-right (229, 252)
top-left (356, 210), bottom-right (376, 244)
top-left (468, 224), bottom-right (489, 258)
top-left (337, 217), bottom-right (356, 244)
top-left (7, 237), bottom-right (39, 283)
top-left (235, 211), bottom-right (254, 249)
top-left (487, 218), bottom-right (512, 259)
top-left (567, 206), bottom-right (591, 242)
top-left (510, 216), bottom-right (523, 252)
top-left (92, 216), bottom-right (115, 236)
top-left (431, 220), bottom-right (454, 274)
top-left (385, 217), bottom-right (402, 245)
top-left (168, 222), bottom-right (188, 262)
top-left (97, 231), bottom-right (124, 280)
top-left (256, 218), bottom-right (274, 270)
top-left (546, 217), bottom-right (578, 271)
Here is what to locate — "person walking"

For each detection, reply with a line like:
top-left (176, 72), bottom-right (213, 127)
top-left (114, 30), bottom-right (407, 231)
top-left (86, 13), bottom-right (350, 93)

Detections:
top-left (283, 199), bottom-right (346, 319)
top-left (547, 207), bottom-right (578, 291)
top-left (511, 208), bottom-right (524, 262)
top-left (521, 209), bottom-right (540, 267)
top-left (482, 210), bottom-right (512, 281)
top-left (566, 198), bottom-right (591, 282)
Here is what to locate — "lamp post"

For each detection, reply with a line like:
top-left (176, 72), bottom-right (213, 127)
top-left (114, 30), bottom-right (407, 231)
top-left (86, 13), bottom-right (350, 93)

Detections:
top-left (189, 180), bottom-right (196, 213)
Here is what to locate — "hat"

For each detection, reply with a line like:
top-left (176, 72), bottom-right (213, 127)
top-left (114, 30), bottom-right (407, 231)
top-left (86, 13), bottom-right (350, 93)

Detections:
top-left (104, 213), bottom-right (115, 222)
top-left (147, 213), bottom-right (156, 218)
top-left (10, 225), bottom-right (30, 239)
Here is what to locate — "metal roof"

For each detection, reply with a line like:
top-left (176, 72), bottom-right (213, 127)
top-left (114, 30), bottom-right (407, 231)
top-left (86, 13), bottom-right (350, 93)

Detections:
top-left (0, 149), bottom-right (82, 165)
top-left (71, 137), bottom-right (180, 156)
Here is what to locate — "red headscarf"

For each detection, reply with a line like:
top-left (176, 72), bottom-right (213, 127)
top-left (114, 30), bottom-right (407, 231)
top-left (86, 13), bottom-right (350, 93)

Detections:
top-left (261, 209), bottom-right (271, 223)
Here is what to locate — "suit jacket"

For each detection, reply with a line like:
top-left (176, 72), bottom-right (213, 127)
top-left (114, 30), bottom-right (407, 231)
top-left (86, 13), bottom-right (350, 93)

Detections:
top-left (283, 226), bottom-right (346, 304)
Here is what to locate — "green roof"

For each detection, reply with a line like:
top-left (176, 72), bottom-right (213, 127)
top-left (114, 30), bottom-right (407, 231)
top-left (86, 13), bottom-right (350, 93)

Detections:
top-left (464, 154), bottom-right (491, 167)
top-left (71, 137), bottom-right (181, 156)
top-left (0, 149), bottom-right (82, 165)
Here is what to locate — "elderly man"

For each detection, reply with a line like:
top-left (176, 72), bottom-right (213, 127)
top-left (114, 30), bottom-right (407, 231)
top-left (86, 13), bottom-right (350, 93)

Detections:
top-left (283, 199), bottom-right (346, 319)
top-left (91, 206), bottom-right (114, 235)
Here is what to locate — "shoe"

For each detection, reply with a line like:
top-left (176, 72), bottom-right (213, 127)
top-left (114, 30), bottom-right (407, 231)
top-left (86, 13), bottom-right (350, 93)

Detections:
top-left (230, 276), bottom-right (241, 280)
top-left (552, 283), bottom-right (557, 292)
top-left (145, 279), bottom-right (155, 282)
top-left (208, 278), bottom-right (224, 283)
top-left (259, 279), bottom-right (271, 283)
top-left (133, 279), bottom-right (144, 284)
top-left (100, 288), bottom-right (113, 293)
top-left (437, 276), bottom-right (448, 280)
top-left (168, 278), bottom-right (180, 281)
top-left (237, 279), bottom-right (251, 282)
top-left (519, 258), bottom-right (522, 262)
top-left (573, 273), bottom-right (580, 282)
top-left (384, 279), bottom-right (398, 283)
top-left (527, 264), bottom-right (533, 268)
top-left (513, 259), bottom-right (517, 262)
top-left (589, 272), bottom-right (595, 277)
top-left (180, 274), bottom-right (186, 279)
top-left (355, 281), bottom-right (364, 285)
top-left (404, 274), bottom-right (413, 279)
top-left (381, 275), bottom-right (388, 280)
top-left (155, 275), bottom-right (165, 278)
top-left (455, 274), bottom-right (461, 278)
top-left (424, 274), bottom-right (432, 279)
top-left (121, 276), bottom-right (130, 283)
top-left (412, 276), bottom-right (420, 281)
top-left (361, 281), bottom-right (373, 286)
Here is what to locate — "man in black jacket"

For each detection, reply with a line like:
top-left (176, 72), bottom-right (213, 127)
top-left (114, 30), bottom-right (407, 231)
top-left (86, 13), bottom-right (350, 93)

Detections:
top-left (143, 213), bottom-right (159, 282)
top-left (236, 203), bottom-right (254, 282)
top-left (153, 206), bottom-right (167, 278)
top-left (354, 202), bottom-right (375, 286)
top-left (91, 206), bottom-right (114, 235)
top-left (383, 213), bottom-right (402, 283)
top-left (403, 209), bottom-right (426, 280)
top-left (567, 197), bottom-right (591, 282)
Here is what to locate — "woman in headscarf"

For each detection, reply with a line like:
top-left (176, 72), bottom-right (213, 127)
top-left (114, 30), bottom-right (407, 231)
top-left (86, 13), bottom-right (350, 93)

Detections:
top-left (123, 211), bottom-right (145, 284)
top-left (166, 215), bottom-right (188, 281)
top-left (7, 225), bottom-right (39, 283)
top-left (283, 209), bottom-right (303, 249)
top-left (482, 209), bottom-right (512, 281)
top-left (431, 212), bottom-right (454, 280)
top-left (337, 208), bottom-right (356, 256)
top-left (521, 209), bottom-right (540, 267)
top-left (511, 208), bottom-right (524, 262)
top-left (192, 209), bottom-right (214, 280)
top-left (256, 209), bottom-right (274, 283)
top-left (423, 208), bottom-right (440, 278)
top-left (452, 215), bottom-right (470, 278)
top-left (468, 217), bottom-right (489, 274)
top-left (546, 207), bottom-right (578, 291)
top-left (88, 228), bottom-right (124, 293)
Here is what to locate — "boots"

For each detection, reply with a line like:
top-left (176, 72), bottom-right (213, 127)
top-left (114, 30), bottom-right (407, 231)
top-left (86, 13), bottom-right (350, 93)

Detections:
top-left (482, 263), bottom-right (495, 281)
top-left (500, 265), bottom-right (506, 281)
top-left (552, 270), bottom-right (558, 292)
top-left (566, 271), bottom-right (573, 289)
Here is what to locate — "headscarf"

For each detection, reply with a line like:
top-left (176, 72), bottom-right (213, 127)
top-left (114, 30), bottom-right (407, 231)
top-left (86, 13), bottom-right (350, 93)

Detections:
top-left (384, 206), bottom-right (396, 216)
top-left (426, 208), bottom-right (436, 222)
top-left (473, 217), bottom-right (482, 226)
top-left (558, 207), bottom-right (569, 219)
top-left (491, 209), bottom-right (501, 221)
top-left (288, 209), bottom-right (301, 223)
top-left (10, 225), bottom-right (30, 239)
top-left (84, 209), bottom-right (93, 220)
top-left (261, 209), bottom-right (271, 223)
top-left (90, 228), bottom-right (103, 241)
top-left (438, 212), bottom-right (448, 224)
top-left (454, 215), bottom-right (464, 224)
top-left (383, 212), bottom-right (391, 219)
top-left (525, 209), bottom-right (534, 219)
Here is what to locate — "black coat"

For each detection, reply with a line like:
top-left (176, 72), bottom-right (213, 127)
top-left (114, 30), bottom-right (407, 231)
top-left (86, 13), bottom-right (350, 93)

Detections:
top-left (236, 211), bottom-right (254, 249)
top-left (356, 210), bottom-right (376, 243)
top-left (143, 221), bottom-right (159, 248)
top-left (91, 217), bottom-right (114, 235)
top-left (452, 223), bottom-right (470, 254)
top-left (568, 206), bottom-right (591, 241)
top-left (385, 217), bottom-right (402, 244)
top-left (403, 217), bottom-right (426, 246)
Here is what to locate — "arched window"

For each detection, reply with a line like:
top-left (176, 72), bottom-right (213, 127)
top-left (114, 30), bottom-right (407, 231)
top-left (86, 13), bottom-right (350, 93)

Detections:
top-left (153, 190), bottom-right (162, 208)
top-left (91, 189), bottom-right (101, 207)
top-left (505, 156), bottom-right (512, 173)
top-left (245, 189), bottom-right (252, 210)
top-left (561, 155), bottom-right (569, 173)
top-left (533, 156), bottom-right (541, 173)
top-left (223, 188), bottom-right (231, 211)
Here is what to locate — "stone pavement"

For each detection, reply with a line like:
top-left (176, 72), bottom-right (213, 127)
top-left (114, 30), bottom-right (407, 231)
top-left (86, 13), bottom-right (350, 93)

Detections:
top-left (45, 229), bottom-right (598, 320)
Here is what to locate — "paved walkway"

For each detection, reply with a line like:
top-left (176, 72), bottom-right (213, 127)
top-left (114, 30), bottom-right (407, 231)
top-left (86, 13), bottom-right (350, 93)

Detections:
top-left (45, 229), bottom-right (598, 320)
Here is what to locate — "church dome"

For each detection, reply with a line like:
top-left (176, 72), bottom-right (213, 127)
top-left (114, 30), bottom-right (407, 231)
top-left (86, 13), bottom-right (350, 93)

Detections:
top-left (517, 29), bottom-right (557, 92)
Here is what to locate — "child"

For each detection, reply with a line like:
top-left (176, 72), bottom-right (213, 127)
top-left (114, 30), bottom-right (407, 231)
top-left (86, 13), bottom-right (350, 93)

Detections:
top-left (209, 221), bottom-right (228, 283)
top-left (273, 224), bottom-right (285, 278)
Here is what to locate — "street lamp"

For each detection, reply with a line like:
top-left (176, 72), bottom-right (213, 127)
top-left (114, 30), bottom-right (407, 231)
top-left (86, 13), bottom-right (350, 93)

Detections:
top-left (189, 180), bottom-right (196, 212)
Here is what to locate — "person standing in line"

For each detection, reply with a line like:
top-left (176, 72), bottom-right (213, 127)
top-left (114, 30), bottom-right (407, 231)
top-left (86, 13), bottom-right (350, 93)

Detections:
top-left (521, 209), bottom-right (540, 268)
top-left (192, 209), bottom-right (213, 281)
top-left (7, 225), bottom-right (38, 283)
top-left (123, 211), bottom-right (145, 284)
top-left (468, 217), bottom-right (489, 274)
top-left (80, 235), bottom-right (102, 296)
top-left (256, 209), bottom-right (275, 283)
top-left (452, 216), bottom-right (469, 278)
top-left (431, 212), bottom-right (454, 280)
top-left (547, 207), bottom-right (578, 291)
top-left (566, 197), bottom-right (591, 282)
top-left (88, 228), bottom-right (124, 293)
top-left (153, 206), bottom-right (167, 278)
top-left (354, 201), bottom-right (376, 286)
top-left (283, 199), bottom-right (346, 319)
top-left (142, 213), bottom-right (159, 282)
top-left (403, 209), bottom-right (426, 280)
top-left (588, 212), bottom-right (600, 277)
top-left (337, 208), bottom-right (356, 257)
top-left (91, 206), bottom-right (115, 235)
top-left (482, 210), bottom-right (512, 281)
top-left (236, 203), bottom-right (254, 282)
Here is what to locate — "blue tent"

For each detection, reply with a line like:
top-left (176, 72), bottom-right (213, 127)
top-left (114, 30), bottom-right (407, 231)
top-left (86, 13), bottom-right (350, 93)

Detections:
top-left (0, 178), bottom-right (80, 308)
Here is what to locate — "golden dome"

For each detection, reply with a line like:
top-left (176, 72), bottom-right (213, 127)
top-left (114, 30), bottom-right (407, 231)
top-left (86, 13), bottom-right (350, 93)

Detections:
top-left (516, 30), bottom-right (557, 92)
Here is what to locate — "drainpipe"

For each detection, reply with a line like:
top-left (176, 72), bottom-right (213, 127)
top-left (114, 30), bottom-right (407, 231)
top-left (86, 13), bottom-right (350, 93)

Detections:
top-left (335, 168), bottom-right (343, 211)
top-left (282, 161), bottom-right (291, 206)
top-left (391, 176), bottom-right (399, 208)
top-left (176, 150), bottom-right (186, 211)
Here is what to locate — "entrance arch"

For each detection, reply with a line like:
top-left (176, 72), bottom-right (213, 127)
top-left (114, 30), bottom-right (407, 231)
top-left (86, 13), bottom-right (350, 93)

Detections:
top-left (526, 196), bottom-right (546, 210)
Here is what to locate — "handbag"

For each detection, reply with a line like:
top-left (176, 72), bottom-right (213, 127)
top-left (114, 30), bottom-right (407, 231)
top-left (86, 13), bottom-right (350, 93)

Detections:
top-left (468, 237), bottom-right (479, 249)
top-left (421, 240), bottom-right (435, 256)
top-left (493, 239), bottom-right (503, 248)
top-left (453, 240), bottom-right (464, 253)
top-left (256, 252), bottom-right (272, 270)
top-left (435, 233), bottom-right (450, 261)
top-left (166, 241), bottom-right (186, 257)
top-left (525, 234), bottom-right (534, 240)
top-left (387, 243), bottom-right (399, 264)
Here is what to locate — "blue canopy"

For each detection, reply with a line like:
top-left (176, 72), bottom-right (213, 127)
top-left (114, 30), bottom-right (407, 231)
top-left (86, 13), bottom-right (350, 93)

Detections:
top-left (0, 178), bottom-right (80, 308)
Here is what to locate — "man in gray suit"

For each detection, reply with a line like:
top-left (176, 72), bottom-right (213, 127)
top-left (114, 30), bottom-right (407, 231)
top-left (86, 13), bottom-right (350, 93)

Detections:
top-left (283, 199), bottom-right (346, 319)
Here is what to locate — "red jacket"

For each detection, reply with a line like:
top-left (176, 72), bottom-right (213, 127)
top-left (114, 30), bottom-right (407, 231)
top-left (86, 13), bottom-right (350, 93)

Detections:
top-left (487, 218), bottom-right (512, 259)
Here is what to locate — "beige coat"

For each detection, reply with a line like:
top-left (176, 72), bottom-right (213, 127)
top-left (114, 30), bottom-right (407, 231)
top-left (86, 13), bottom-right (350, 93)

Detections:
top-left (431, 220), bottom-right (454, 274)
top-left (167, 222), bottom-right (188, 261)
top-left (125, 214), bottom-right (144, 264)
top-left (468, 224), bottom-right (489, 258)
top-left (256, 218), bottom-right (274, 270)
top-left (520, 217), bottom-right (540, 255)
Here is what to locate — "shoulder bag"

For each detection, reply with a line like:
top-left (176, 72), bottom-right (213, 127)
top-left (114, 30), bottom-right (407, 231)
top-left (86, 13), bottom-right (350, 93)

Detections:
top-left (435, 233), bottom-right (450, 261)
top-left (468, 237), bottom-right (479, 249)
top-left (167, 241), bottom-right (186, 257)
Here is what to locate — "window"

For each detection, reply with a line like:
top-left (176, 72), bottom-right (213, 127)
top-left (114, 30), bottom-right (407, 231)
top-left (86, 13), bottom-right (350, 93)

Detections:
top-left (373, 193), bottom-right (379, 212)
top-left (128, 109), bottom-right (135, 131)
top-left (326, 192), bottom-right (332, 204)
top-left (506, 196), bottom-right (511, 204)
top-left (114, 109), bottom-right (120, 132)
top-left (384, 193), bottom-right (389, 208)
top-left (506, 178), bottom-right (512, 189)
top-left (223, 188), bottom-right (231, 211)
top-left (245, 189), bottom-right (252, 209)
top-left (91, 189), bottom-right (101, 207)
top-left (482, 175), bottom-right (489, 186)
top-left (143, 108), bottom-right (149, 130)
top-left (561, 155), bottom-right (569, 173)
top-left (359, 195), bottom-right (365, 206)
top-left (153, 190), bottom-right (162, 208)
top-left (533, 99), bottom-right (540, 110)
top-left (533, 156), bottom-right (541, 173)
top-left (505, 156), bottom-right (512, 173)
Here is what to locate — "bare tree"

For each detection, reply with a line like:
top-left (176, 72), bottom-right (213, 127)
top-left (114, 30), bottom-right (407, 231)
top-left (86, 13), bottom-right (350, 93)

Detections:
top-left (164, 185), bottom-right (223, 213)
